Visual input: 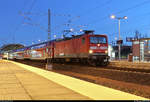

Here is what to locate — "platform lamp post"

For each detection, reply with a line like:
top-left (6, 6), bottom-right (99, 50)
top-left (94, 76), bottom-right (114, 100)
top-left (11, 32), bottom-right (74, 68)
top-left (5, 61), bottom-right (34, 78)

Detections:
top-left (110, 15), bottom-right (127, 60)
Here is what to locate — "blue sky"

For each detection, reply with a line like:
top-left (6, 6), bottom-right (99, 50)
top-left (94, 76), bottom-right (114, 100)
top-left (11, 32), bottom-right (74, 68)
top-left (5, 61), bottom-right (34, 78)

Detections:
top-left (0, 0), bottom-right (150, 46)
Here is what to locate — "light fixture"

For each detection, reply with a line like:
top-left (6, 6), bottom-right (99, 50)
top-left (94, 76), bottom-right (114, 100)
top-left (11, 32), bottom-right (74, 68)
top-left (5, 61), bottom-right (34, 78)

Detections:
top-left (110, 15), bottom-right (116, 19)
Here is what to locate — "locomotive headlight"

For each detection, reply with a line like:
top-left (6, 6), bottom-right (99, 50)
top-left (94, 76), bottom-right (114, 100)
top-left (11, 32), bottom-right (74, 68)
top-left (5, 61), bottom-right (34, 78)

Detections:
top-left (97, 44), bottom-right (100, 47)
top-left (105, 50), bottom-right (108, 54)
top-left (89, 50), bottom-right (93, 54)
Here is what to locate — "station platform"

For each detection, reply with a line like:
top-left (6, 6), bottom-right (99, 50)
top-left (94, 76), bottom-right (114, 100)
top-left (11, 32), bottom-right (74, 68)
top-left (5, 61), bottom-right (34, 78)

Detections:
top-left (0, 60), bottom-right (90, 100)
top-left (0, 60), bottom-right (149, 100)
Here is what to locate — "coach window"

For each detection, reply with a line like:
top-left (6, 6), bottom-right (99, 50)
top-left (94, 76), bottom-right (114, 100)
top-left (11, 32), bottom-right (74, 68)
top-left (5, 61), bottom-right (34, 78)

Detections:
top-left (46, 48), bottom-right (49, 53)
top-left (82, 38), bottom-right (85, 44)
top-left (43, 50), bottom-right (45, 56)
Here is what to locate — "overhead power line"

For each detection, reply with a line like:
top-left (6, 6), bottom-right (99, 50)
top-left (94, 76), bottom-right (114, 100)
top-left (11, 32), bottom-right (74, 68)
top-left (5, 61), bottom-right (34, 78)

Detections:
top-left (51, 0), bottom-right (112, 34)
top-left (12, 0), bottom-right (37, 43)
top-left (27, 0), bottom-right (37, 13)
top-left (21, 0), bottom-right (31, 12)
top-left (68, 0), bottom-right (112, 23)
top-left (88, 0), bottom-right (150, 25)
top-left (115, 0), bottom-right (150, 14)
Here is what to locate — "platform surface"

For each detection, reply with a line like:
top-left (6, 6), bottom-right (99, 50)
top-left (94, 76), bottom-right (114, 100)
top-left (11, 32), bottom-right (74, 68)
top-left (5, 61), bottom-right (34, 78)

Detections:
top-left (0, 60), bottom-right (91, 100)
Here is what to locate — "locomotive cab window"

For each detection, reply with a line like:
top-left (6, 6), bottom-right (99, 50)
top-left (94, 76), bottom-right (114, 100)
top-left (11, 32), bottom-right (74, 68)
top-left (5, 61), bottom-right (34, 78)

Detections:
top-left (82, 38), bottom-right (85, 44)
top-left (90, 36), bottom-right (106, 44)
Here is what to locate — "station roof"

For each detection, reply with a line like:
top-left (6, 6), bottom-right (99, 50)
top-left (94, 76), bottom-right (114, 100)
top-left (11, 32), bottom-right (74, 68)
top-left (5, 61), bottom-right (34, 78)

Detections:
top-left (0, 44), bottom-right (24, 52)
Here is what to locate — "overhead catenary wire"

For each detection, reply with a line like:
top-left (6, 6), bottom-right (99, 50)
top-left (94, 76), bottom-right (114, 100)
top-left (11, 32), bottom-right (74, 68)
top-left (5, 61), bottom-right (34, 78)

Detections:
top-left (87, 0), bottom-right (150, 26)
top-left (51, 0), bottom-right (112, 36)
top-left (115, 0), bottom-right (150, 14)
top-left (5, 0), bottom-right (30, 46)
top-left (84, 0), bottom-right (150, 44)
top-left (11, 0), bottom-right (37, 44)
top-left (33, 0), bottom-right (113, 40)
top-left (68, 0), bottom-right (112, 23)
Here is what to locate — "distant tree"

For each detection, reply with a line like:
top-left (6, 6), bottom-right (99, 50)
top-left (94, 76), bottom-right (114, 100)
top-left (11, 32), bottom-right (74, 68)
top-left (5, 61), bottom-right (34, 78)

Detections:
top-left (135, 30), bottom-right (139, 39)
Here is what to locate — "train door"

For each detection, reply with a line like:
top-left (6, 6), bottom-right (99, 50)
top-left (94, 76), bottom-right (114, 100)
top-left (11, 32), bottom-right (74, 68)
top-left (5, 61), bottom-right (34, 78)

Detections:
top-left (43, 48), bottom-right (46, 58)
top-left (46, 47), bottom-right (50, 58)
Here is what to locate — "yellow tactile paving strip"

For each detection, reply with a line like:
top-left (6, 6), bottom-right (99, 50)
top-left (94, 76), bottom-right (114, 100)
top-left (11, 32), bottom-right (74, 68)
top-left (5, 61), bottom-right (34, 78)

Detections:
top-left (0, 60), bottom-right (91, 100)
top-left (8, 60), bottom-right (150, 100)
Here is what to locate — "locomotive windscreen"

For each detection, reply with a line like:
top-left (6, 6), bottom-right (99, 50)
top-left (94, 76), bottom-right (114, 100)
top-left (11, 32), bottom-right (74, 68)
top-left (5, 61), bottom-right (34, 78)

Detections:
top-left (90, 36), bottom-right (107, 44)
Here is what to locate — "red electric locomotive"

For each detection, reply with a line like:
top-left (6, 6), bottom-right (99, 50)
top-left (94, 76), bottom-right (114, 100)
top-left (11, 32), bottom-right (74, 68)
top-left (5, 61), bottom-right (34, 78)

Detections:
top-left (51, 30), bottom-right (109, 66)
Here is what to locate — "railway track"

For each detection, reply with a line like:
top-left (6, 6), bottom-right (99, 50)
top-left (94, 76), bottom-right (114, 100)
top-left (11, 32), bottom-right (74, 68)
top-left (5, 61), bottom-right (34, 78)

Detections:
top-left (14, 59), bottom-right (150, 74)
top-left (104, 66), bottom-right (150, 74)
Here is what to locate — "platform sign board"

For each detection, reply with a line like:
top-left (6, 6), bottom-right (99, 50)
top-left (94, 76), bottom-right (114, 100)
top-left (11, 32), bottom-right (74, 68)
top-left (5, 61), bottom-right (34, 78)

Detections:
top-left (117, 40), bottom-right (123, 44)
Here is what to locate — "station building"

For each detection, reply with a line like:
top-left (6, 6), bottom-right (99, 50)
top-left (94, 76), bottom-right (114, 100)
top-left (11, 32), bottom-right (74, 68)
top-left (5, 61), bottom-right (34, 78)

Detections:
top-left (132, 38), bottom-right (150, 62)
top-left (108, 45), bottom-right (115, 60)
top-left (108, 44), bottom-right (132, 60)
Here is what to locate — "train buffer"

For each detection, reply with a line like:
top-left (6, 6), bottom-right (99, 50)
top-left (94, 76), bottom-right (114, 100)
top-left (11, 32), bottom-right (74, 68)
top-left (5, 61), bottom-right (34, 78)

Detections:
top-left (0, 59), bottom-right (149, 100)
